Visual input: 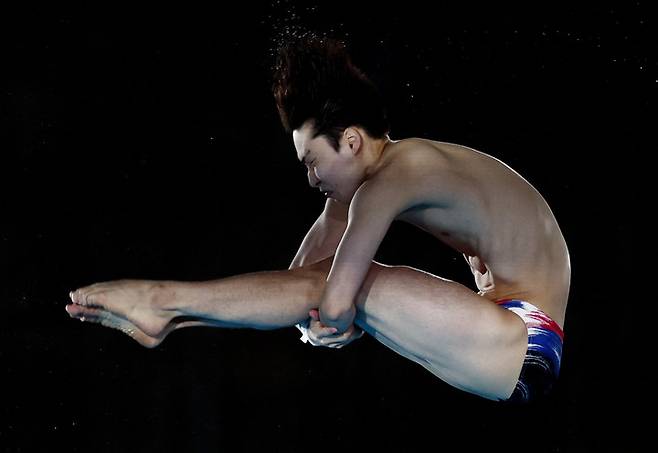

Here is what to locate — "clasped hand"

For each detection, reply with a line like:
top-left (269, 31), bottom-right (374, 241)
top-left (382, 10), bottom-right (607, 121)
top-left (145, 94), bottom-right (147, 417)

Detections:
top-left (304, 308), bottom-right (365, 349)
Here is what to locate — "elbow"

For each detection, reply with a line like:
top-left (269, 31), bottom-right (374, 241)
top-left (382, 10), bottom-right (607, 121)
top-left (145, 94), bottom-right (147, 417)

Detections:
top-left (322, 307), bottom-right (346, 323)
top-left (321, 303), bottom-right (355, 324)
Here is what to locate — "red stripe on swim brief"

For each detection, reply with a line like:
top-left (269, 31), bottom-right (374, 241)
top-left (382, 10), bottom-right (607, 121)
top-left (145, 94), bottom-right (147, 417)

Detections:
top-left (494, 298), bottom-right (564, 341)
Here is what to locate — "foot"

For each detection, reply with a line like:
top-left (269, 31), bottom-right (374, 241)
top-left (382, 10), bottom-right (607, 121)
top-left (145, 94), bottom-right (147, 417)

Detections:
top-left (65, 279), bottom-right (179, 348)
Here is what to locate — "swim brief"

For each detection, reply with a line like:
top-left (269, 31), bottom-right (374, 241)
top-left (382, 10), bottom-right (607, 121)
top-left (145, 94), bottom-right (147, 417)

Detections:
top-left (495, 299), bottom-right (564, 404)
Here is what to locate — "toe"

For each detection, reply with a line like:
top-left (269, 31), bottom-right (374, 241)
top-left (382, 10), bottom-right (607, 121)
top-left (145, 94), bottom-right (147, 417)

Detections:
top-left (71, 288), bottom-right (88, 305)
top-left (65, 304), bottom-right (102, 322)
top-left (84, 291), bottom-right (106, 309)
top-left (72, 288), bottom-right (106, 309)
top-left (65, 303), bottom-right (82, 317)
top-left (70, 284), bottom-right (101, 306)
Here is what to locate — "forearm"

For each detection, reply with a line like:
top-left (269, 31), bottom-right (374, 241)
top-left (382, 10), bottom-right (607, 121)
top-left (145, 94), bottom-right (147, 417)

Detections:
top-left (317, 260), bottom-right (365, 332)
top-left (290, 211), bottom-right (347, 270)
top-left (289, 244), bottom-right (335, 270)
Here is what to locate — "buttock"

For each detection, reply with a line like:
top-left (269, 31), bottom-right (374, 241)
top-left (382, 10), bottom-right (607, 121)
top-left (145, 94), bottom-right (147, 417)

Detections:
top-left (495, 299), bottom-right (565, 404)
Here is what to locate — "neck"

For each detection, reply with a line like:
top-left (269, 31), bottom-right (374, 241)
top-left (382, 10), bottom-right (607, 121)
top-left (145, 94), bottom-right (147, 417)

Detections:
top-left (363, 135), bottom-right (394, 178)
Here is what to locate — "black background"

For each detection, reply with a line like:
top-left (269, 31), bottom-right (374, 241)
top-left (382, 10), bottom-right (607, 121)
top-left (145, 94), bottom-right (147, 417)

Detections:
top-left (1, 1), bottom-right (650, 452)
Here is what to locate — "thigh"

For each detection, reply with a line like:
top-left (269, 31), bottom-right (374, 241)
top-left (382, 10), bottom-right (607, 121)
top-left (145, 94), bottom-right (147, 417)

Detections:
top-left (311, 257), bottom-right (528, 401)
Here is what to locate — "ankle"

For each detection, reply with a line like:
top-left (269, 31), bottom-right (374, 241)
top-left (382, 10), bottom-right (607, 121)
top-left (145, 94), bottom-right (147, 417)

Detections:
top-left (150, 280), bottom-right (186, 317)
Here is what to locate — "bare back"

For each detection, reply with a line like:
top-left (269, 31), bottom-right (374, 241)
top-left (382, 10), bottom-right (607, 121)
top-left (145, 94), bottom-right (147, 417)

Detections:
top-left (377, 138), bottom-right (570, 327)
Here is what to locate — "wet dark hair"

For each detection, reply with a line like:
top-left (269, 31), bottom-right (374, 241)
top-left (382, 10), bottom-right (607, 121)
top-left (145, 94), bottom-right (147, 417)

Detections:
top-left (272, 35), bottom-right (390, 151)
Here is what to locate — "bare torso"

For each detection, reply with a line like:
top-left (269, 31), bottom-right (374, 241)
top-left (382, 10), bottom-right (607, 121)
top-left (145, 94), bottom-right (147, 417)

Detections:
top-left (379, 137), bottom-right (570, 328)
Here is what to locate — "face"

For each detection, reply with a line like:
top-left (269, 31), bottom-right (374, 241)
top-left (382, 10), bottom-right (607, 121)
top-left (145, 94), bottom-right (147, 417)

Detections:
top-left (292, 120), bottom-right (363, 204)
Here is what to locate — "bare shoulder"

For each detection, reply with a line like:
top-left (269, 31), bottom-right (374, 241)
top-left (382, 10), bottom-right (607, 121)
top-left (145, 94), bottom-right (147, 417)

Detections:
top-left (380, 138), bottom-right (456, 179)
top-left (350, 139), bottom-right (449, 219)
top-left (365, 138), bottom-right (455, 208)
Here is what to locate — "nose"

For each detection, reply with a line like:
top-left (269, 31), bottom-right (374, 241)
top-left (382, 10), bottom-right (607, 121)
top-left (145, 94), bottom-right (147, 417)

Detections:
top-left (307, 170), bottom-right (321, 188)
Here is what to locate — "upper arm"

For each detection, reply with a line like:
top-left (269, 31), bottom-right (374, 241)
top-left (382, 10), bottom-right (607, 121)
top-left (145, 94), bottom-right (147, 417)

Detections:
top-left (321, 168), bottom-right (412, 313)
top-left (315, 198), bottom-right (350, 256)
top-left (341, 171), bottom-right (411, 264)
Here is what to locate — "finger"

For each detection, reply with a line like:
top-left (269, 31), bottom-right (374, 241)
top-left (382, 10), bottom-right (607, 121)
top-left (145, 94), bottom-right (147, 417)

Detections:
top-left (320, 327), bottom-right (339, 337)
top-left (323, 328), bottom-right (344, 338)
top-left (313, 331), bottom-right (337, 341)
top-left (323, 337), bottom-right (349, 348)
top-left (309, 327), bottom-right (339, 342)
top-left (325, 332), bottom-right (348, 344)
top-left (309, 319), bottom-right (338, 335)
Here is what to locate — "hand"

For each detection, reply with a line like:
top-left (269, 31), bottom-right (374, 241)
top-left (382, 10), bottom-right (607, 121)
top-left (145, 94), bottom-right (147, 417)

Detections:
top-left (304, 309), bottom-right (365, 349)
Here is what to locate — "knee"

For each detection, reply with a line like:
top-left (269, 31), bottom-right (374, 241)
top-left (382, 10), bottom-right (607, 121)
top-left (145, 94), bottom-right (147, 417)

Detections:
top-left (296, 256), bottom-right (387, 294)
top-left (292, 255), bottom-right (334, 285)
top-left (309, 255), bottom-right (335, 280)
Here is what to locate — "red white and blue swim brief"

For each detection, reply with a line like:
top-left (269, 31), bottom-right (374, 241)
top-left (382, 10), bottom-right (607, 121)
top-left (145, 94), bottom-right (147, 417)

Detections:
top-left (495, 299), bottom-right (565, 404)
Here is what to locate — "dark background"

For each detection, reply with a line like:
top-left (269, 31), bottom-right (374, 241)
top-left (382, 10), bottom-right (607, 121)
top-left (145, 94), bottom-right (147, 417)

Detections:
top-left (1, 1), bottom-right (650, 451)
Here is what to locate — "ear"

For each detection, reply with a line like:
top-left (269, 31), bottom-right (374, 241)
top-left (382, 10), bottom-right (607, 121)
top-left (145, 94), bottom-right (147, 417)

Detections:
top-left (343, 127), bottom-right (362, 155)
